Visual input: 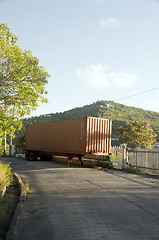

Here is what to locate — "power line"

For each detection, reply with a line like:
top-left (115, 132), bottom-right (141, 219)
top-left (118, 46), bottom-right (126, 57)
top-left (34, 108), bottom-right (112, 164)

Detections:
top-left (114, 87), bottom-right (159, 102)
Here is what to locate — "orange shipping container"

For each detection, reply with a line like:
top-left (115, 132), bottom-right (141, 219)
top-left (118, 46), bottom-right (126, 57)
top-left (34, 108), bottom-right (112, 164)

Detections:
top-left (25, 117), bottom-right (112, 161)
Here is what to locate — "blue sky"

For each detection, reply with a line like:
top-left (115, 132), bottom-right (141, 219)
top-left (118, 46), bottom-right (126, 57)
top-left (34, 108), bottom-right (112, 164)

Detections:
top-left (1, 0), bottom-right (159, 116)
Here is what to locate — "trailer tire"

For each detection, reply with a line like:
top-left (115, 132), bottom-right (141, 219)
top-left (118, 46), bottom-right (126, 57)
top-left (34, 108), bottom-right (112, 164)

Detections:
top-left (25, 151), bottom-right (30, 161)
top-left (29, 152), bottom-right (37, 161)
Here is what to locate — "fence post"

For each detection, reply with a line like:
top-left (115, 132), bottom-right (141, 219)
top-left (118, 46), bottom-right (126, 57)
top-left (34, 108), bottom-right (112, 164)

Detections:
top-left (122, 144), bottom-right (127, 168)
top-left (145, 151), bottom-right (147, 173)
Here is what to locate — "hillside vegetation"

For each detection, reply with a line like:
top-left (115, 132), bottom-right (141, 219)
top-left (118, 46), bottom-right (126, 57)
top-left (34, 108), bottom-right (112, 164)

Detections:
top-left (15, 100), bottom-right (159, 148)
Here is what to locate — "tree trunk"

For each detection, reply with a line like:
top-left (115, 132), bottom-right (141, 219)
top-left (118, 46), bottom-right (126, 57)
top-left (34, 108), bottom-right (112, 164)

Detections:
top-left (3, 132), bottom-right (6, 156)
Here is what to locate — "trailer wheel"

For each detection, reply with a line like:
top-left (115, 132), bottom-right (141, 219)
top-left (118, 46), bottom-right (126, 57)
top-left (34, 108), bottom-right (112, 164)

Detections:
top-left (29, 152), bottom-right (37, 161)
top-left (25, 151), bottom-right (30, 161)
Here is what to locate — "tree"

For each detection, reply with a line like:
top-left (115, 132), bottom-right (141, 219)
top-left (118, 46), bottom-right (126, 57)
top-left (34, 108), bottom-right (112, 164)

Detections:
top-left (0, 24), bottom-right (50, 153)
top-left (117, 121), bottom-right (157, 149)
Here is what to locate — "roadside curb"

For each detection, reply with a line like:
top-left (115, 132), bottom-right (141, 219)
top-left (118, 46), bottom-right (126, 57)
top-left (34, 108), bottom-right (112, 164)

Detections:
top-left (6, 173), bottom-right (26, 240)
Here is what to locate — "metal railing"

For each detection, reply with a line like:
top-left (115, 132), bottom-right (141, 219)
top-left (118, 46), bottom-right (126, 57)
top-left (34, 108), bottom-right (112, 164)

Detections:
top-left (128, 149), bottom-right (159, 174)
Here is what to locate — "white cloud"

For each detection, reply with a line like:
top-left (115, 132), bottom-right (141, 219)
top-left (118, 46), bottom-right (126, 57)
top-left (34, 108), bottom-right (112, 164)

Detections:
top-left (99, 17), bottom-right (121, 30)
top-left (76, 64), bottom-right (138, 89)
top-left (96, 0), bottom-right (103, 3)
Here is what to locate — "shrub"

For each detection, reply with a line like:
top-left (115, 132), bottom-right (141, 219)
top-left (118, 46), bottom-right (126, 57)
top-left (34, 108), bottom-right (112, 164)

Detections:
top-left (0, 161), bottom-right (13, 198)
top-left (95, 160), bottom-right (113, 169)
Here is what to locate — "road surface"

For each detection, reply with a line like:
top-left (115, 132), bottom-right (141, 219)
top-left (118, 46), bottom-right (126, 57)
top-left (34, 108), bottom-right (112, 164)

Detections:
top-left (4, 157), bottom-right (159, 240)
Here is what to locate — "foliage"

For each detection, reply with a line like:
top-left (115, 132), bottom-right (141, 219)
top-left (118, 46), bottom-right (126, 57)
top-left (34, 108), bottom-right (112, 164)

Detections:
top-left (0, 24), bottom-right (50, 139)
top-left (117, 121), bottom-right (157, 148)
top-left (95, 160), bottom-right (113, 169)
top-left (0, 161), bottom-right (13, 197)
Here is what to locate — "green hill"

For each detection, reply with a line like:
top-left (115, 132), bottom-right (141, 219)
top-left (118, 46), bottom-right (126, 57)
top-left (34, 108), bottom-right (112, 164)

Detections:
top-left (14, 100), bottom-right (159, 149)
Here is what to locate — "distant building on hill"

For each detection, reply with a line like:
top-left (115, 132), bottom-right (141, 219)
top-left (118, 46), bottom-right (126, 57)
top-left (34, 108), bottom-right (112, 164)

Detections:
top-left (100, 103), bottom-right (114, 109)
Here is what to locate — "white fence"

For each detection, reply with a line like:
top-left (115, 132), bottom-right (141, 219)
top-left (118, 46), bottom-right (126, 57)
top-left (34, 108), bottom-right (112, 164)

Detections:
top-left (111, 146), bottom-right (159, 174)
top-left (128, 149), bottom-right (159, 174)
top-left (111, 146), bottom-right (124, 169)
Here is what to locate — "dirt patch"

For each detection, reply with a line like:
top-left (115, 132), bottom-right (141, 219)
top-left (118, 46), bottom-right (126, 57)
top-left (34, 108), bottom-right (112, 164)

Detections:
top-left (0, 175), bottom-right (20, 240)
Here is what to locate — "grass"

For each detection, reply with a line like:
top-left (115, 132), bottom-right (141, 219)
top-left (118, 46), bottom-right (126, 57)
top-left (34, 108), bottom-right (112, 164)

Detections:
top-left (95, 160), bottom-right (113, 169)
top-left (94, 166), bottom-right (108, 171)
top-left (93, 160), bottom-right (113, 171)
top-left (121, 167), bottom-right (145, 175)
top-left (0, 161), bottom-right (13, 199)
top-left (25, 181), bottom-right (32, 193)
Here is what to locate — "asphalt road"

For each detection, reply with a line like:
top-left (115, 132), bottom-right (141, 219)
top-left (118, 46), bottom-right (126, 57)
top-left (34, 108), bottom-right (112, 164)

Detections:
top-left (4, 157), bottom-right (159, 240)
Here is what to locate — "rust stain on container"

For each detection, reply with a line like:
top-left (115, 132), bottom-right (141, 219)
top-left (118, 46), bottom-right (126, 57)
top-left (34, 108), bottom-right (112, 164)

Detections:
top-left (25, 117), bottom-right (112, 156)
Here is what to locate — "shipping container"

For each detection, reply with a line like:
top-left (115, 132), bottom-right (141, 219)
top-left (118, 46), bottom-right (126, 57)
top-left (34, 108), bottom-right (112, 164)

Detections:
top-left (25, 116), bottom-right (112, 164)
